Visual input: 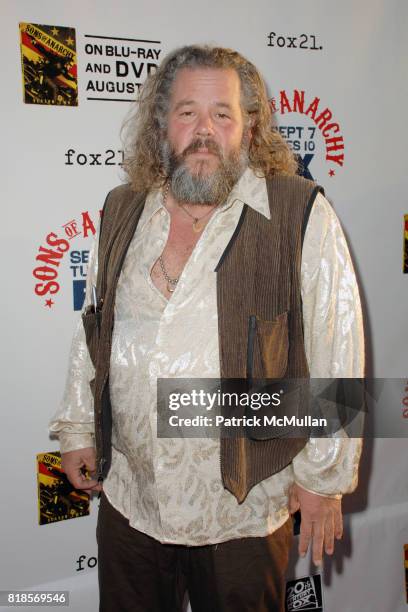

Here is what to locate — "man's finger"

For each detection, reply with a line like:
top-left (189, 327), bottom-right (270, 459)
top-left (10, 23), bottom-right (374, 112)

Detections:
top-left (83, 480), bottom-right (102, 492)
top-left (298, 517), bottom-right (312, 557)
top-left (65, 467), bottom-right (100, 491)
top-left (83, 457), bottom-right (96, 474)
top-left (324, 512), bottom-right (334, 555)
top-left (311, 521), bottom-right (324, 566)
top-left (334, 507), bottom-right (343, 540)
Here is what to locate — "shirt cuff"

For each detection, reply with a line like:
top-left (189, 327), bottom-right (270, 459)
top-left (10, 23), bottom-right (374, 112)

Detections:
top-left (59, 432), bottom-right (95, 454)
top-left (292, 436), bottom-right (362, 498)
top-left (294, 481), bottom-right (342, 500)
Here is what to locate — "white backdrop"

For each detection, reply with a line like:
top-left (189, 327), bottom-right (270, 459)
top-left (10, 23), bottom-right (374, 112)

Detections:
top-left (1, 1), bottom-right (408, 610)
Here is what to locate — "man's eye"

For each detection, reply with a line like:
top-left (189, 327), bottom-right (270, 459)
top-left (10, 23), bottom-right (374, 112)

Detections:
top-left (217, 113), bottom-right (229, 119)
top-left (181, 111), bottom-right (193, 116)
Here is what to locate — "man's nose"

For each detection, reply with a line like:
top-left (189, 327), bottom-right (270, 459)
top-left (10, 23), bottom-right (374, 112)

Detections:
top-left (195, 113), bottom-right (215, 137)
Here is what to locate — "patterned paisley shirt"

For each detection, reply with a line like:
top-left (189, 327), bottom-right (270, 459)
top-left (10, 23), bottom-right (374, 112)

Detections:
top-left (49, 167), bottom-right (364, 545)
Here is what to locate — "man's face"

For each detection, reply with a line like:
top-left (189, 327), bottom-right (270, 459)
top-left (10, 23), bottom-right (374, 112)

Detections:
top-left (163, 67), bottom-right (251, 205)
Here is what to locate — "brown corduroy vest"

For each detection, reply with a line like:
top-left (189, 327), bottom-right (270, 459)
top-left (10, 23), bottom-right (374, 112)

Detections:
top-left (82, 174), bottom-right (323, 503)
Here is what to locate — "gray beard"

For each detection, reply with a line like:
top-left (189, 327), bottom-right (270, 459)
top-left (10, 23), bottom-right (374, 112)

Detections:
top-left (161, 137), bottom-right (249, 206)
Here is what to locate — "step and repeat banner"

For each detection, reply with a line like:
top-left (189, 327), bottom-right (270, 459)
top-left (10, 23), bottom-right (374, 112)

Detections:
top-left (2, 0), bottom-right (408, 610)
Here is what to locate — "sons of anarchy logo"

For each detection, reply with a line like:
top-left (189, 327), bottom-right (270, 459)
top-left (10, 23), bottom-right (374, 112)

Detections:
top-left (19, 22), bottom-right (78, 106)
top-left (32, 211), bottom-right (99, 310)
top-left (37, 451), bottom-right (89, 524)
top-left (285, 574), bottom-right (323, 611)
top-left (271, 90), bottom-right (345, 181)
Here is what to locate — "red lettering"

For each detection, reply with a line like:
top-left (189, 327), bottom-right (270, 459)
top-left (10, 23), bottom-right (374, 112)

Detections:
top-left (322, 122), bottom-right (340, 138)
top-left (36, 247), bottom-right (63, 267)
top-left (293, 90), bottom-right (305, 114)
top-left (326, 152), bottom-right (344, 166)
top-left (279, 90), bottom-right (292, 115)
top-left (33, 266), bottom-right (58, 281)
top-left (325, 136), bottom-right (345, 152)
top-left (315, 108), bottom-right (332, 129)
top-left (35, 281), bottom-right (60, 296)
top-left (63, 220), bottom-right (80, 239)
top-left (82, 212), bottom-right (96, 238)
top-left (47, 232), bottom-right (69, 252)
top-left (305, 97), bottom-right (320, 120)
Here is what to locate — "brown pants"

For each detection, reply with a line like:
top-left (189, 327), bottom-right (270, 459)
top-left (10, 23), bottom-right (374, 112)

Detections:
top-left (96, 492), bottom-right (293, 612)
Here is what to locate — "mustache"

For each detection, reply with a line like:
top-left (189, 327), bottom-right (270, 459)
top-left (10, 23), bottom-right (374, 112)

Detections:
top-left (181, 138), bottom-right (222, 158)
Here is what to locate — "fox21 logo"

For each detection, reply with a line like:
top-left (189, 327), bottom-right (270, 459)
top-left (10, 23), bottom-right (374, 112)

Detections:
top-left (32, 210), bottom-right (100, 310)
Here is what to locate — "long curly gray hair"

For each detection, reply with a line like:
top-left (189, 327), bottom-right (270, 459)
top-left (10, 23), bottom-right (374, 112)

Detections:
top-left (122, 44), bottom-right (297, 192)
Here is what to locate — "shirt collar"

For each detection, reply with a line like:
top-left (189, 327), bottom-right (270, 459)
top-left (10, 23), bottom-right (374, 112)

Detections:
top-left (137, 187), bottom-right (166, 233)
top-left (139, 166), bottom-right (270, 231)
top-left (225, 166), bottom-right (271, 220)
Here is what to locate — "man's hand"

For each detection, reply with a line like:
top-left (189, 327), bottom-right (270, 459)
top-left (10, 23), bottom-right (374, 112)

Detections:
top-left (288, 482), bottom-right (343, 566)
top-left (61, 447), bottom-right (102, 493)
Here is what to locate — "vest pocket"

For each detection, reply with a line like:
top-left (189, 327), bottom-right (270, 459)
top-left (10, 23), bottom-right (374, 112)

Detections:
top-left (253, 311), bottom-right (289, 379)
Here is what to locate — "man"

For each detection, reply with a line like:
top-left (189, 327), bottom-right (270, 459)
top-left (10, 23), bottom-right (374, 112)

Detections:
top-left (49, 45), bottom-right (364, 611)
